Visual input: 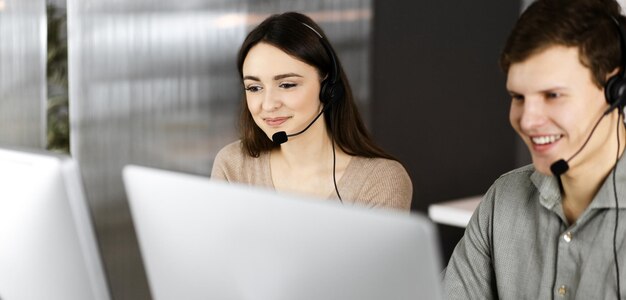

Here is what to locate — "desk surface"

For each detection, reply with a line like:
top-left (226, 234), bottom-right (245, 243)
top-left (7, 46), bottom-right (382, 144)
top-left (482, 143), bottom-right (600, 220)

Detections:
top-left (428, 195), bottom-right (482, 228)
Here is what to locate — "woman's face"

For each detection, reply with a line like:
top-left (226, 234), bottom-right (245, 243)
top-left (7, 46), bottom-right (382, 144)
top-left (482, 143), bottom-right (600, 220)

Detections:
top-left (242, 42), bottom-right (323, 140)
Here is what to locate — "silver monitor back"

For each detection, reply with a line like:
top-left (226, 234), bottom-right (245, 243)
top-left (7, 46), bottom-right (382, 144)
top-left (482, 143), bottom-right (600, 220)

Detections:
top-left (0, 146), bottom-right (110, 300)
top-left (124, 164), bottom-right (443, 300)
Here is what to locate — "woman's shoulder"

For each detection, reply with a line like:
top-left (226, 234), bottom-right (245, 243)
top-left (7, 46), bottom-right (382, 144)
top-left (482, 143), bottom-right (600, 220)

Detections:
top-left (213, 141), bottom-right (245, 174)
top-left (211, 140), bottom-right (270, 183)
top-left (213, 140), bottom-right (270, 167)
top-left (215, 140), bottom-right (244, 159)
top-left (348, 156), bottom-right (411, 186)
top-left (345, 156), bottom-right (412, 210)
top-left (350, 156), bottom-right (409, 177)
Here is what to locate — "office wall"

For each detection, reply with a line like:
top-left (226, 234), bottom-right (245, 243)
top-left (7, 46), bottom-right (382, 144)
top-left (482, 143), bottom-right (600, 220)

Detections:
top-left (372, 1), bottom-right (521, 260)
top-left (0, 0), bottom-right (46, 148)
top-left (67, 1), bottom-right (371, 298)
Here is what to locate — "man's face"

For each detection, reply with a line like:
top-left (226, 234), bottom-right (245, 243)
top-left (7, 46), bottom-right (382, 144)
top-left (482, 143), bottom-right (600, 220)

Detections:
top-left (507, 45), bottom-right (611, 175)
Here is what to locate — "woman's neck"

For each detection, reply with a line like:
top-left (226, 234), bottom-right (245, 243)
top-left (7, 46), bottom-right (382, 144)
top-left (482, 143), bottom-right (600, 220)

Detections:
top-left (269, 118), bottom-right (352, 198)
top-left (273, 118), bottom-right (334, 168)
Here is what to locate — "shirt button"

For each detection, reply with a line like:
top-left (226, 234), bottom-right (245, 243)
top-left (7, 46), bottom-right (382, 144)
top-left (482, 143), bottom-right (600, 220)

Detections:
top-left (563, 232), bottom-right (572, 243)
top-left (558, 285), bottom-right (567, 296)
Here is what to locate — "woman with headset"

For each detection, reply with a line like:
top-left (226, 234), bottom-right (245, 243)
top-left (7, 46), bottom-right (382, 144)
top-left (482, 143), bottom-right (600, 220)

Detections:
top-left (211, 12), bottom-right (412, 211)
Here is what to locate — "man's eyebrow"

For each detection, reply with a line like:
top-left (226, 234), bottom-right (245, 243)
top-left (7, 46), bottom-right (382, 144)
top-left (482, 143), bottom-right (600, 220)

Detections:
top-left (506, 86), bottom-right (569, 95)
top-left (538, 86), bottom-right (569, 93)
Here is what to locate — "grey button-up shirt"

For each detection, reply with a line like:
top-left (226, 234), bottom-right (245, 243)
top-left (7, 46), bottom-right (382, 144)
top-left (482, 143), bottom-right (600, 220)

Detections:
top-left (442, 157), bottom-right (626, 299)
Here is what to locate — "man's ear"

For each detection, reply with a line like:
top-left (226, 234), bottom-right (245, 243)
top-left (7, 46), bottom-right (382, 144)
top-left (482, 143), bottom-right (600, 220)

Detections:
top-left (606, 67), bottom-right (621, 80)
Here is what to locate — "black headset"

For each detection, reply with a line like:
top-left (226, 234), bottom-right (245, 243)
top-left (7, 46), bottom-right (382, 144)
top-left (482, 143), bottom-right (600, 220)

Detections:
top-left (300, 22), bottom-right (345, 105)
top-left (299, 22), bottom-right (345, 202)
top-left (606, 15), bottom-right (624, 300)
top-left (605, 16), bottom-right (626, 111)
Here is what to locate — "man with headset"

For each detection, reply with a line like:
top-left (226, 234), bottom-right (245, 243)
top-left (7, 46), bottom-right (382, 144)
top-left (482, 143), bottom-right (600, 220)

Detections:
top-left (443, 0), bottom-right (626, 298)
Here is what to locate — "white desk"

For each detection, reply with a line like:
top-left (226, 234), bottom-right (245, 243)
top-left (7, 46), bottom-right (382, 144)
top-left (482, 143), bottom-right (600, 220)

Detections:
top-left (428, 195), bottom-right (482, 228)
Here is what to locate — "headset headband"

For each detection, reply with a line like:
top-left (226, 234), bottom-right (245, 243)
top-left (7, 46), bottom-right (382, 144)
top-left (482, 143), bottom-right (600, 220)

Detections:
top-left (301, 22), bottom-right (340, 85)
top-left (610, 16), bottom-right (626, 82)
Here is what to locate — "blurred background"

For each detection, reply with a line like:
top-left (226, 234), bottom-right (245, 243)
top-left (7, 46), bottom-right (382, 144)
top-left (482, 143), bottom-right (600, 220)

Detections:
top-left (0, 0), bottom-right (549, 298)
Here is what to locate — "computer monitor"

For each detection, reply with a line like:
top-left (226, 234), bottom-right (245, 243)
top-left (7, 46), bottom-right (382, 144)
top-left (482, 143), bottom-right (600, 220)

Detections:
top-left (0, 146), bottom-right (110, 300)
top-left (123, 165), bottom-right (443, 300)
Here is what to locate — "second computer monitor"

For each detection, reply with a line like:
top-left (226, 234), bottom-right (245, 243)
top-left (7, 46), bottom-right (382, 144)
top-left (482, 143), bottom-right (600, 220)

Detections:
top-left (124, 165), bottom-right (443, 300)
top-left (0, 146), bottom-right (110, 300)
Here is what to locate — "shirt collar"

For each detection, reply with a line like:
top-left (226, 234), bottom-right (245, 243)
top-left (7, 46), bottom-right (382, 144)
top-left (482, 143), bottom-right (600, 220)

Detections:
top-left (589, 154), bottom-right (626, 209)
top-left (530, 170), bottom-right (561, 210)
top-left (531, 155), bottom-right (626, 210)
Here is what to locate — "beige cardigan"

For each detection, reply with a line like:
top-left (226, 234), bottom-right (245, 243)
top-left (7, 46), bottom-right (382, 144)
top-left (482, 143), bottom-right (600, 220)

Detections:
top-left (211, 141), bottom-right (413, 211)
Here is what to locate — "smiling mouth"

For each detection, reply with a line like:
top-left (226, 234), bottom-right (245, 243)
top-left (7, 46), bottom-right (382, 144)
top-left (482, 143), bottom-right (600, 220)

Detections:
top-left (263, 117), bottom-right (291, 127)
top-left (531, 134), bottom-right (563, 145)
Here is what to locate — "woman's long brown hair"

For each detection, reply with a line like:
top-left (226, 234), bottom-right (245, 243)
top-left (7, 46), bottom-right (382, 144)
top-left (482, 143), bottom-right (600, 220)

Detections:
top-left (237, 12), bottom-right (395, 161)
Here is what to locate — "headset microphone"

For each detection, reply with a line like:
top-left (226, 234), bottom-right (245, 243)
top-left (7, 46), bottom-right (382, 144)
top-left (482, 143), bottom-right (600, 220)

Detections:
top-left (271, 105), bottom-right (328, 145)
top-left (271, 132), bottom-right (288, 145)
top-left (550, 109), bottom-right (611, 177)
top-left (550, 159), bottom-right (569, 177)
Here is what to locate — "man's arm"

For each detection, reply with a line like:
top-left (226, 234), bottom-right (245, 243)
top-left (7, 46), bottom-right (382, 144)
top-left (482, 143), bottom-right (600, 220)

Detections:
top-left (442, 184), bottom-right (498, 299)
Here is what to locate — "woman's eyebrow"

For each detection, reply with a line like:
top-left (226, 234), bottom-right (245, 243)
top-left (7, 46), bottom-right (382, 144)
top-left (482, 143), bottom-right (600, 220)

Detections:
top-left (274, 73), bottom-right (303, 80)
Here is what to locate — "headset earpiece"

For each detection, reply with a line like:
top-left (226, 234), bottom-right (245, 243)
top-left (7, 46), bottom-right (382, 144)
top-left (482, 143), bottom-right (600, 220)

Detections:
top-left (605, 74), bottom-right (626, 111)
top-left (320, 77), bottom-right (345, 105)
top-left (605, 16), bottom-right (626, 111)
top-left (300, 22), bottom-right (344, 105)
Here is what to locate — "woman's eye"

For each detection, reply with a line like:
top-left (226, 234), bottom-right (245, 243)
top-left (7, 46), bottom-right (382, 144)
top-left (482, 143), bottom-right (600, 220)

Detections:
top-left (245, 85), bottom-right (262, 92)
top-left (279, 82), bottom-right (297, 89)
top-left (511, 94), bottom-right (524, 102)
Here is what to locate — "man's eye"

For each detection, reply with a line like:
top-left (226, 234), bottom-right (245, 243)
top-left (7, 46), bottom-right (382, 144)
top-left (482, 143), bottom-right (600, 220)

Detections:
top-left (511, 95), bottom-right (524, 101)
top-left (546, 92), bottom-right (560, 99)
